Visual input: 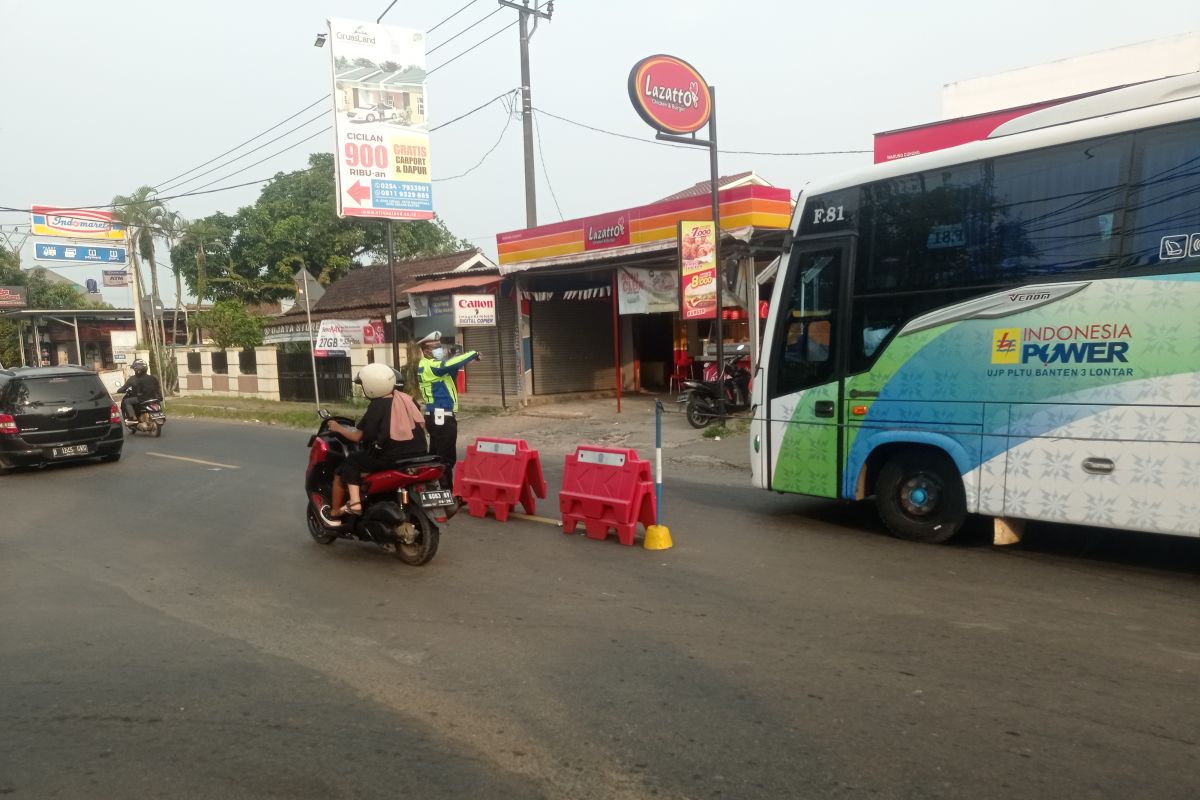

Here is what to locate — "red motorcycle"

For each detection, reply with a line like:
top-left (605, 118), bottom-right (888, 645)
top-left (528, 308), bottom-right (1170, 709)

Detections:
top-left (304, 409), bottom-right (453, 565)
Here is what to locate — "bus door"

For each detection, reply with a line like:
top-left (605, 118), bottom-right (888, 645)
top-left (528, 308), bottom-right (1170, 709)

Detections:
top-left (764, 237), bottom-right (851, 498)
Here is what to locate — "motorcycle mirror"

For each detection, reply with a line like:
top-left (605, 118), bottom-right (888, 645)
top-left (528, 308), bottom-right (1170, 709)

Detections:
top-left (318, 408), bottom-right (331, 420)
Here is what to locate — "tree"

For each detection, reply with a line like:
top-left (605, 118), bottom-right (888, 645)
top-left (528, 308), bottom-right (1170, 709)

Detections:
top-left (170, 153), bottom-right (470, 304)
top-left (112, 186), bottom-right (165, 347)
top-left (157, 208), bottom-right (188, 343)
top-left (195, 300), bottom-right (264, 350)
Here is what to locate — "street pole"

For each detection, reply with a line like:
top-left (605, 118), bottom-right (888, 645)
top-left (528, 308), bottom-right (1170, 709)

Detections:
top-left (386, 220), bottom-right (401, 369)
top-left (301, 269), bottom-right (321, 409)
top-left (707, 86), bottom-right (725, 420)
top-left (494, 315), bottom-right (507, 409)
top-left (499, 0), bottom-right (554, 228)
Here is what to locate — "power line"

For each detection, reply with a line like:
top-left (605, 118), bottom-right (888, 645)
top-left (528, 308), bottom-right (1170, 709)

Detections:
top-left (533, 107), bottom-right (872, 156)
top-left (186, 127), bottom-right (332, 194)
top-left (430, 89), bottom-right (518, 132)
top-left (532, 111), bottom-right (564, 221)
top-left (157, 110), bottom-right (330, 194)
top-left (376, 0), bottom-right (400, 23)
top-left (434, 109), bottom-right (513, 182)
top-left (429, 0), bottom-right (485, 32)
top-left (428, 18), bottom-right (518, 76)
top-left (153, 95), bottom-right (330, 190)
top-left (428, 6), bottom-right (503, 54)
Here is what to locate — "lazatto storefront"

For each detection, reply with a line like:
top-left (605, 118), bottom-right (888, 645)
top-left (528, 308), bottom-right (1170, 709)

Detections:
top-left (494, 174), bottom-right (791, 403)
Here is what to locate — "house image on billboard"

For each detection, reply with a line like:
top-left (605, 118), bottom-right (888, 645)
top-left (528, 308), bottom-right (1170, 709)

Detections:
top-left (334, 59), bottom-right (426, 128)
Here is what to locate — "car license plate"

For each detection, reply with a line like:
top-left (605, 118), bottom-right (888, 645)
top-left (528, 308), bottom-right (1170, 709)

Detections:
top-left (50, 444), bottom-right (90, 458)
top-left (419, 489), bottom-right (455, 508)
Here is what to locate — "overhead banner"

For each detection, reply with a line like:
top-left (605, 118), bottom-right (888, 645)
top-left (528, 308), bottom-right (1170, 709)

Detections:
top-left (328, 18), bottom-right (432, 221)
top-left (452, 294), bottom-right (496, 327)
top-left (617, 266), bottom-right (678, 315)
top-left (679, 221), bottom-right (717, 319)
top-left (35, 241), bottom-right (127, 264)
top-left (102, 270), bottom-right (130, 287)
top-left (0, 286), bottom-right (29, 309)
top-left (31, 206), bottom-right (125, 241)
top-left (314, 318), bottom-right (386, 357)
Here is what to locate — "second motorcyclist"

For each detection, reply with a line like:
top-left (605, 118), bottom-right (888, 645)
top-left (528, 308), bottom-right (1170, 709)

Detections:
top-left (116, 359), bottom-right (163, 422)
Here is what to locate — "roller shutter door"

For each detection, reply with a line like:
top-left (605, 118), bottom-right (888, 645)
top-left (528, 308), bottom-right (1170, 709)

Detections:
top-left (461, 297), bottom-right (520, 397)
top-left (531, 299), bottom-right (615, 394)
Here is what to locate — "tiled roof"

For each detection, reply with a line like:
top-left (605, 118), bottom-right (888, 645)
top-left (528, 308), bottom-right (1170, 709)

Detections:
top-left (653, 171), bottom-right (770, 203)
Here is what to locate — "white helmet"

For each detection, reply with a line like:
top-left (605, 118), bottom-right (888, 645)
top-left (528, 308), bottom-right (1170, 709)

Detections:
top-left (356, 362), bottom-right (396, 399)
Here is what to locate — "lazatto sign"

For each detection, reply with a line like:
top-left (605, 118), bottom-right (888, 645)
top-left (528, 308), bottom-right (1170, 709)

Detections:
top-left (627, 54), bottom-right (711, 135)
top-left (31, 206), bottom-right (126, 241)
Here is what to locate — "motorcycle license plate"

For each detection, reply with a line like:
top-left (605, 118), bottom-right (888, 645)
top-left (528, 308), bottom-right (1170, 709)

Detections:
top-left (419, 489), bottom-right (455, 508)
top-left (50, 444), bottom-right (91, 458)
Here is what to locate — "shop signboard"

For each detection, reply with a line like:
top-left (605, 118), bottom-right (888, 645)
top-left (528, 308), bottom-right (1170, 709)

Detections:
top-left (31, 206), bottom-right (126, 241)
top-left (315, 318), bottom-right (386, 357)
top-left (409, 293), bottom-right (453, 318)
top-left (452, 294), bottom-right (496, 327)
top-left (102, 270), bottom-right (130, 287)
top-left (627, 54), bottom-right (711, 136)
top-left (617, 267), bottom-right (678, 315)
top-left (584, 211), bottom-right (630, 251)
top-left (34, 241), bottom-right (127, 264)
top-left (678, 221), bottom-right (717, 319)
top-left (327, 19), bottom-right (432, 221)
top-left (0, 285), bottom-right (28, 309)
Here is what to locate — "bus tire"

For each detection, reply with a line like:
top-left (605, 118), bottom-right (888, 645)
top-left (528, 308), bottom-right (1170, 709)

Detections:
top-left (874, 450), bottom-right (966, 544)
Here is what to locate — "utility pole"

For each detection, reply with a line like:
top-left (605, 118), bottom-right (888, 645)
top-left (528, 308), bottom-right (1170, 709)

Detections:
top-left (499, 0), bottom-right (553, 228)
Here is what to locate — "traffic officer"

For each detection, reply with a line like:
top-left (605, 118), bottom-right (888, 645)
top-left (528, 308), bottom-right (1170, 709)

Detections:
top-left (416, 331), bottom-right (480, 491)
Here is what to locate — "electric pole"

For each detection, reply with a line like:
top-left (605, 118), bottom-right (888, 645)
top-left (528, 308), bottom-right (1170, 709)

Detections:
top-left (498, 0), bottom-right (553, 228)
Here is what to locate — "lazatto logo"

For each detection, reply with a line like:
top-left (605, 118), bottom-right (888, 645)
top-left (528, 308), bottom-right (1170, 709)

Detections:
top-left (627, 54), bottom-right (712, 135)
top-left (992, 323), bottom-right (1132, 365)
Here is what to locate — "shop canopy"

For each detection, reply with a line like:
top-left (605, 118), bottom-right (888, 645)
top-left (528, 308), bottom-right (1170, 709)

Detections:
top-left (404, 275), bottom-right (502, 295)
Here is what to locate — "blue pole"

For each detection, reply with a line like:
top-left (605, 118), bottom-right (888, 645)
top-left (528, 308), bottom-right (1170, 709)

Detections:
top-left (655, 399), bottom-right (663, 525)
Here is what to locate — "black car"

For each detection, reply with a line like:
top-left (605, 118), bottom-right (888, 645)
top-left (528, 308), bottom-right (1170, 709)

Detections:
top-left (0, 366), bottom-right (123, 471)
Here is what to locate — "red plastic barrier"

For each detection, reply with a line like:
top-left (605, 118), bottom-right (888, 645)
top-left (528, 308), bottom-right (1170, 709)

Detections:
top-left (454, 438), bottom-right (546, 522)
top-left (559, 446), bottom-right (657, 546)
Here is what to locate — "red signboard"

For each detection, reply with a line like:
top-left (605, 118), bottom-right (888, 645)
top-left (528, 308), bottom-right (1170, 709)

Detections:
top-left (583, 211), bottom-right (630, 251)
top-left (873, 99), bottom-right (1070, 163)
top-left (628, 54), bottom-right (712, 135)
top-left (679, 221), bottom-right (717, 319)
top-left (0, 285), bottom-right (28, 309)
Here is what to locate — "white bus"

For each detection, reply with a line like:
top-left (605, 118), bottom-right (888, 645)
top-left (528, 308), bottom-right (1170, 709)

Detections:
top-left (752, 72), bottom-right (1200, 543)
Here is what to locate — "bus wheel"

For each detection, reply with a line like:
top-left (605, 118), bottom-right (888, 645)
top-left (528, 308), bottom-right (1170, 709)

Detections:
top-left (875, 450), bottom-right (966, 544)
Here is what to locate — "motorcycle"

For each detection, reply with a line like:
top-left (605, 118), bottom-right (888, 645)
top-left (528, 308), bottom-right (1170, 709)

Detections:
top-left (679, 344), bottom-right (753, 429)
top-left (125, 396), bottom-right (166, 437)
top-left (304, 409), bottom-right (452, 565)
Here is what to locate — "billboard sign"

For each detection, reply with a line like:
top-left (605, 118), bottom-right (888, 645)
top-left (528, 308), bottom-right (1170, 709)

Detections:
top-left (31, 206), bottom-right (126, 241)
top-left (628, 54), bottom-right (712, 135)
top-left (34, 241), bottom-right (127, 264)
top-left (102, 270), bottom-right (130, 287)
top-left (452, 294), bottom-right (496, 327)
top-left (0, 286), bottom-right (29, 309)
top-left (679, 221), bottom-right (717, 319)
top-left (327, 18), bottom-right (432, 220)
top-left (617, 267), bottom-right (678, 315)
top-left (584, 211), bottom-right (630, 251)
top-left (314, 318), bottom-right (386, 357)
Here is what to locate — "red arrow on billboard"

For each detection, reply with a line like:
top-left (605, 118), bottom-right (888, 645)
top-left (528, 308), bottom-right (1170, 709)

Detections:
top-left (346, 180), bottom-right (370, 206)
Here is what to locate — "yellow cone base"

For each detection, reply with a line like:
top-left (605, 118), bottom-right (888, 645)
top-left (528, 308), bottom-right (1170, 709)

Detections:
top-left (643, 524), bottom-right (673, 551)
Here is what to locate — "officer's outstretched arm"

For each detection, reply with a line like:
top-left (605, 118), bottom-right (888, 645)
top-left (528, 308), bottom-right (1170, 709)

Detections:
top-left (430, 350), bottom-right (480, 376)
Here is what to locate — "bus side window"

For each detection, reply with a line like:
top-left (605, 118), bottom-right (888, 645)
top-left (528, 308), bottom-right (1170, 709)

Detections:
top-left (773, 248), bottom-right (841, 397)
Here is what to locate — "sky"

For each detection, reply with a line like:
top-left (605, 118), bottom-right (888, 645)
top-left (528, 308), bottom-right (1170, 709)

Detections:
top-left (1, 0), bottom-right (1197, 306)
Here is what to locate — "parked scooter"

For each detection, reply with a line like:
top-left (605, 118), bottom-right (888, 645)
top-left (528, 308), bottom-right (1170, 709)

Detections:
top-left (304, 409), bottom-right (452, 565)
top-left (125, 397), bottom-right (166, 437)
top-left (678, 344), bottom-right (753, 429)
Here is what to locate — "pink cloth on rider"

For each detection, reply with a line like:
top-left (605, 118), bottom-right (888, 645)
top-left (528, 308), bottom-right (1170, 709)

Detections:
top-left (389, 390), bottom-right (426, 442)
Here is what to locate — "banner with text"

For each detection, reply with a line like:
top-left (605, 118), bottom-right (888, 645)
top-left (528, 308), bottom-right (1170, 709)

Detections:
top-left (679, 221), bottom-right (717, 319)
top-left (328, 18), bottom-right (432, 220)
top-left (452, 294), bottom-right (496, 327)
top-left (0, 286), bottom-right (29, 309)
top-left (617, 266), bottom-right (678, 315)
top-left (31, 206), bottom-right (125, 241)
top-left (314, 318), bottom-right (386, 357)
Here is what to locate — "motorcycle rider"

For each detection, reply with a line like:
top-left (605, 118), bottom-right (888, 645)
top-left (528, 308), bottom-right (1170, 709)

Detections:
top-left (116, 359), bottom-right (163, 422)
top-left (321, 363), bottom-right (428, 526)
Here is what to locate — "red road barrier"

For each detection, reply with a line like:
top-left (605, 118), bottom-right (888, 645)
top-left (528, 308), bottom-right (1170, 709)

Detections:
top-left (455, 438), bottom-right (547, 522)
top-left (560, 446), bottom-right (657, 546)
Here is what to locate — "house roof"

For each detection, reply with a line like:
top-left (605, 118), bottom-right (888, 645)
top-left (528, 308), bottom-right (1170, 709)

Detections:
top-left (336, 65), bottom-right (425, 87)
top-left (275, 249), bottom-right (493, 322)
top-left (653, 171), bottom-right (772, 203)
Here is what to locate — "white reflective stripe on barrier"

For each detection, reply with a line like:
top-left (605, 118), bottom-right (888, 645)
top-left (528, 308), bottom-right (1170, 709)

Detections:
top-left (577, 450), bottom-right (626, 467)
top-left (477, 440), bottom-right (518, 456)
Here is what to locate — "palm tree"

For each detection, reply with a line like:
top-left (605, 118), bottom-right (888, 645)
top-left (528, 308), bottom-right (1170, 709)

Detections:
top-left (113, 186), bottom-right (170, 384)
top-left (158, 208), bottom-right (188, 344)
top-left (182, 218), bottom-right (222, 344)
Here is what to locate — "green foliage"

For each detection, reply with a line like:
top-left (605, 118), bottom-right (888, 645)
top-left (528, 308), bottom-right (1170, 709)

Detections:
top-left (195, 300), bottom-right (265, 350)
top-left (169, 153), bottom-right (470, 304)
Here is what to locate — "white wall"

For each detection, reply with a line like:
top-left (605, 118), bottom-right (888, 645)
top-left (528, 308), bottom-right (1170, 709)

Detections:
top-left (942, 31), bottom-right (1200, 119)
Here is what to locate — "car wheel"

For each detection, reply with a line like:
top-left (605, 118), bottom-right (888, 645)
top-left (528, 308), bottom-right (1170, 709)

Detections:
top-left (366, 113), bottom-right (376, 122)
top-left (874, 450), bottom-right (966, 544)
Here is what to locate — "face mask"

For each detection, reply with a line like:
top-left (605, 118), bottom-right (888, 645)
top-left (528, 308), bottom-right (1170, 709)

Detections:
top-left (431, 347), bottom-right (445, 360)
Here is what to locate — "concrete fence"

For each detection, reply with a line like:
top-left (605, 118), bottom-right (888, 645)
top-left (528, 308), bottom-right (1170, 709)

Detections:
top-left (176, 346), bottom-right (280, 402)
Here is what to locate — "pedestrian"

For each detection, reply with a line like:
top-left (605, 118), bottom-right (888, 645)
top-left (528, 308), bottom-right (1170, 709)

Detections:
top-left (416, 331), bottom-right (480, 492)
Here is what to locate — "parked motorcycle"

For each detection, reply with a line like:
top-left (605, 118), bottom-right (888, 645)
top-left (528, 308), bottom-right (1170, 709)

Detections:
top-left (304, 409), bottom-right (452, 565)
top-left (125, 397), bottom-right (166, 437)
top-left (679, 345), bottom-right (753, 429)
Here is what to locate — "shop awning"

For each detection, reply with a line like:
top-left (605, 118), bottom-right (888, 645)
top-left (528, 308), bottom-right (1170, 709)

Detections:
top-left (405, 275), bottom-right (501, 295)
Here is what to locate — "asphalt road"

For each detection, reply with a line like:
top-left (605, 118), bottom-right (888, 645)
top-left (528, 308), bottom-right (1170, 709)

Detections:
top-left (1, 419), bottom-right (1197, 799)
